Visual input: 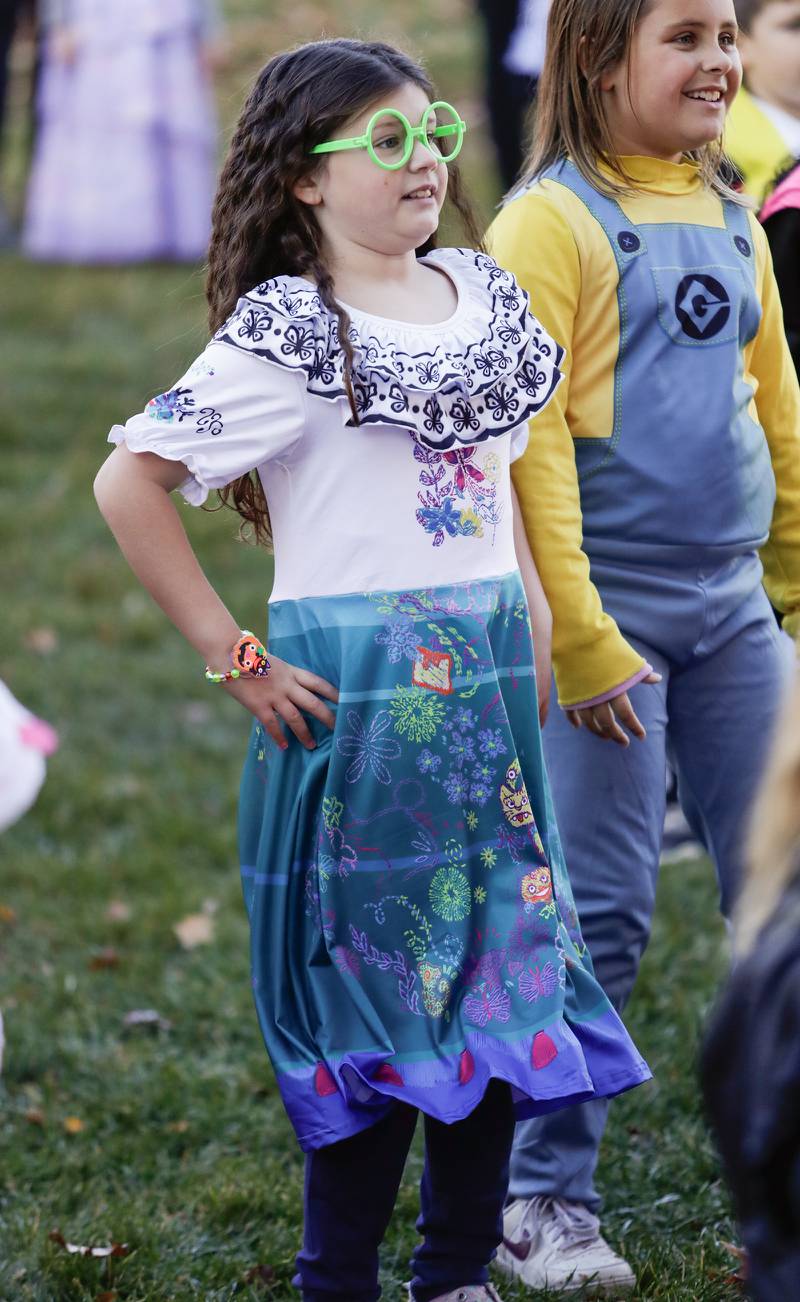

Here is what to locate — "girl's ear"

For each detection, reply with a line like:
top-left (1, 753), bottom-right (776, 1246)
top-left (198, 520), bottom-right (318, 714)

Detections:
top-left (599, 58), bottom-right (621, 92)
top-left (579, 33), bottom-right (617, 92)
top-left (293, 175), bottom-right (323, 206)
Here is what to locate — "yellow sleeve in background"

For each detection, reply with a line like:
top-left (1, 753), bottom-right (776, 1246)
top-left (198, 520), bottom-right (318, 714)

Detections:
top-left (747, 215), bottom-right (800, 639)
top-left (725, 88), bottom-right (793, 204)
top-left (488, 192), bottom-right (647, 706)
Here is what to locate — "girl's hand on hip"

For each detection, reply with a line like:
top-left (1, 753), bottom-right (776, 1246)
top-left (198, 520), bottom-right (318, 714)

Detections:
top-left (223, 655), bottom-right (338, 751)
top-left (566, 672), bottom-right (661, 747)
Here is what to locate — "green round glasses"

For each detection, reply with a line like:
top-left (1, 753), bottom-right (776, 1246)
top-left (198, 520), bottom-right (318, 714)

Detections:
top-left (309, 100), bottom-right (467, 171)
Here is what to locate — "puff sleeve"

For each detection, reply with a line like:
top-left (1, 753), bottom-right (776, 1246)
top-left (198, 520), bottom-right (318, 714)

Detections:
top-left (108, 340), bottom-right (307, 506)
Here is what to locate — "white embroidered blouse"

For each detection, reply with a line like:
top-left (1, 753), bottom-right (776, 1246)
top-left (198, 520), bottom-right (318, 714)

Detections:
top-left (109, 248), bottom-right (563, 602)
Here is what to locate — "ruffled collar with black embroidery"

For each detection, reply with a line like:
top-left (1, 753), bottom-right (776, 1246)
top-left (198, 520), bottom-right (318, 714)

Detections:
top-left (214, 248), bottom-right (564, 451)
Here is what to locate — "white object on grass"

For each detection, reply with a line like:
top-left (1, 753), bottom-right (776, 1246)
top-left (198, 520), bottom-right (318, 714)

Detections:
top-left (0, 679), bottom-right (58, 834)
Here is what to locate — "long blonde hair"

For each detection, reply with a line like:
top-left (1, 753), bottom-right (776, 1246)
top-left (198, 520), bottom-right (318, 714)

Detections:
top-left (517, 0), bottom-right (743, 201)
top-left (736, 669), bottom-right (800, 955)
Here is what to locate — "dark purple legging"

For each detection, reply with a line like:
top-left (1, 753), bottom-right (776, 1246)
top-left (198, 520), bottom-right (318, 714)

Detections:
top-left (295, 1079), bottom-right (515, 1302)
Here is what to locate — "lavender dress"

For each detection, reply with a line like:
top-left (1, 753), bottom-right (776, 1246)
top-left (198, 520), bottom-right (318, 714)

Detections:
top-left (24, 0), bottom-right (220, 263)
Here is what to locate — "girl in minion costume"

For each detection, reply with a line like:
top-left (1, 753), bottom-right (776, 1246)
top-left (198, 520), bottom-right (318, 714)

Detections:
top-left (489, 0), bottom-right (800, 1292)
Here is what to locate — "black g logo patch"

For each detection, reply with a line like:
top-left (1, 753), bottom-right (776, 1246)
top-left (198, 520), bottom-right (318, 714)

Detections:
top-left (674, 274), bottom-right (731, 340)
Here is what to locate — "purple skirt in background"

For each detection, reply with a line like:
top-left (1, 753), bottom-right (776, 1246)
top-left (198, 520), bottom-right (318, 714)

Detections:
top-left (24, 18), bottom-right (218, 264)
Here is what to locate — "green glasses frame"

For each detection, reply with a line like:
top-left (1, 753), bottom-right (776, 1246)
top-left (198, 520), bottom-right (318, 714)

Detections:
top-left (309, 100), bottom-right (467, 171)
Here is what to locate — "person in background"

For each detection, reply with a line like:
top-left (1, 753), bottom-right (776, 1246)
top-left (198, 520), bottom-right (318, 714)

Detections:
top-left (475, 0), bottom-right (544, 190)
top-left (760, 160), bottom-right (800, 374)
top-left (726, 0), bottom-right (800, 201)
top-left (23, 0), bottom-right (223, 262)
top-left (0, 0), bottom-right (30, 247)
top-left (702, 670), bottom-right (800, 1301)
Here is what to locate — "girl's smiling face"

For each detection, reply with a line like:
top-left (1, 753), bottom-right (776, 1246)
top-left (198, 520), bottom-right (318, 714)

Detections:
top-left (294, 80), bottom-right (448, 261)
top-left (601, 0), bottom-right (742, 160)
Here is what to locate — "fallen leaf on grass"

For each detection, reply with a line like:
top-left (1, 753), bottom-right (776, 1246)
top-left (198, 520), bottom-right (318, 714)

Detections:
top-left (105, 900), bottom-right (131, 923)
top-left (174, 913), bottom-right (215, 949)
top-left (25, 627), bottom-right (58, 654)
top-left (708, 1269), bottom-right (747, 1288)
top-left (63, 1116), bottom-right (85, 1134)
top-left (245, 1264), bottom-right (276, 1287)
top-left (122, 1008), bottom-right (172, 1033)
top-left (48, 1231), bottom-right (130, 1258)
top-left (25, 1108), bottom-right (45, 1126)
top-left (722, 1241), bottom-right (747, 1262)
top-left (88, 948), bottom-right (120, 971)
top-left (721, 1241), bottom-right (749, 1282)
top-left (96, 1292), bottom-right (118, 1301)
top-left (0, 904), bottom-right (17, 925)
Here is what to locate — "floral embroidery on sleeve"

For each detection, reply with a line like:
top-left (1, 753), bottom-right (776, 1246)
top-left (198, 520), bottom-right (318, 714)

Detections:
top-left (146, 386), bottom-right (195, 422)
top-left (145, 385), bottom-right (224, 437)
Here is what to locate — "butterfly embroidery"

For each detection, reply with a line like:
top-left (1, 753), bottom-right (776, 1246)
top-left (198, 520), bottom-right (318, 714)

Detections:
top-left (463, 983), bottom-right (511, 1027)
top-left (518, 962), bottom-right (558, 1003)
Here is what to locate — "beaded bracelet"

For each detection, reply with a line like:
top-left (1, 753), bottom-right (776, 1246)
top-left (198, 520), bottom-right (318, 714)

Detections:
top-left (205, 630), bottom-right (271, 685)
top-left (204, 665), bottom-right (241, 684)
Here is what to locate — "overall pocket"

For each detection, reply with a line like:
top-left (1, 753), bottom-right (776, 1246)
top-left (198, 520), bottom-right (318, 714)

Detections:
top-left (650, 262), bottom-right (752, 348)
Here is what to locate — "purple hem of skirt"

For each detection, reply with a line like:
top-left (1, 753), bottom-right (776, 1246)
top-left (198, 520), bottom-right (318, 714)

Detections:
top-left (273, 1008), bottom-right (652, 1152)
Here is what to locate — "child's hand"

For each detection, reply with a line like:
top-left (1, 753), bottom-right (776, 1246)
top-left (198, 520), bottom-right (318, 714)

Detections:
top-left (199, 38), bottom-right (230, 79)
top-left (566, 672), bottom-right (661, 747)
top-left (52, 26), bottom-right (79, 64)
top-left (222, 655), bottom-right (338, 751)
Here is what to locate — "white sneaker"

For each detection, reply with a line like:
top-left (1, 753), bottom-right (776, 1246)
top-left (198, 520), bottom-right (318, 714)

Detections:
top-left (407, 1286), bottom-right (504, 1302)
top-left (495, 1196), bottom-right (635, 1295)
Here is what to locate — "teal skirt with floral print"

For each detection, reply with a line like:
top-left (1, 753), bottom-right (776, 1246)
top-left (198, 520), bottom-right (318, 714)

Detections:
top-left (239, 571), bottom-right (650, 1151)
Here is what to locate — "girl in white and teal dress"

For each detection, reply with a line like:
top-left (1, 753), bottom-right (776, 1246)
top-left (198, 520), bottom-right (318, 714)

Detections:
top-left (95, 38), bottom-right (649, 1302)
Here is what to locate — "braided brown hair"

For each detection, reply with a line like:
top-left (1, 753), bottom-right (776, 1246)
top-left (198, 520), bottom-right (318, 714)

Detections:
top-left (206, 38), bottom-right (484, 546)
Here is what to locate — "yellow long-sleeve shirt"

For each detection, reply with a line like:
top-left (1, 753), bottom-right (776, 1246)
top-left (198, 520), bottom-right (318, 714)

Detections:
top-left (489, 155), bottom-right (800, 706)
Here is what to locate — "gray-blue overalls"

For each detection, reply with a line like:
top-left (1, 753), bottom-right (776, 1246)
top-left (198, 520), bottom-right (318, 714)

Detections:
top-left (510, 161), bottom-right (795, 1210)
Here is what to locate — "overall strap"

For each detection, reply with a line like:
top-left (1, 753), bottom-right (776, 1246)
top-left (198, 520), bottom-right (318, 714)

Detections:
top-left (722, 199), bottom-right (758, 284)
top-left (535, 160), bottom-right (639, 481)
top-left (539, 159), bottom-right (648, 270)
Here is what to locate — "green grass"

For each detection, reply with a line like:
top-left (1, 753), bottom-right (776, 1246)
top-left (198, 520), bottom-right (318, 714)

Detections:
top-left (0, 3), bottom-right (742, 1298)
